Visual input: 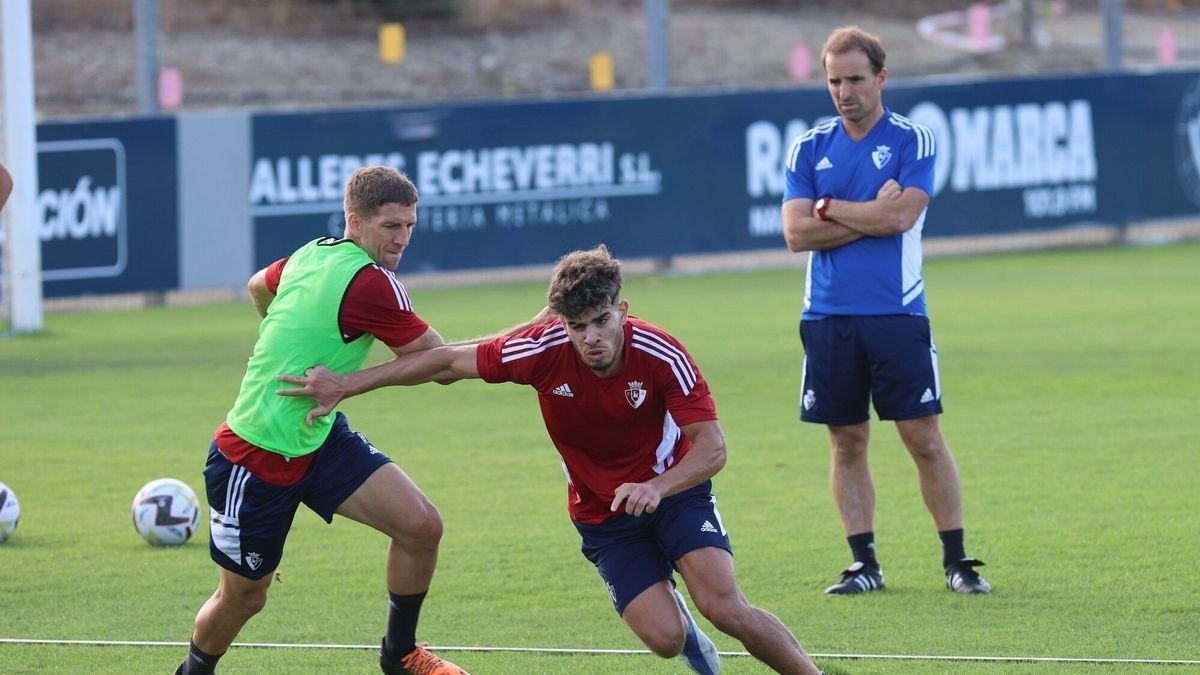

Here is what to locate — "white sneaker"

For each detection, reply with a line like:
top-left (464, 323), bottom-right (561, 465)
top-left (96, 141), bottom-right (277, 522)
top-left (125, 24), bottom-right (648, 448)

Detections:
top-left (672, 587), bottom-right (721, 674)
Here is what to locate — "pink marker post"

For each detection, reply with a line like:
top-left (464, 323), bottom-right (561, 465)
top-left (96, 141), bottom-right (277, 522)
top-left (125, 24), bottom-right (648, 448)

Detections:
top-left (1158, 27), bottom-right (1178, 66)
top-left (790, 43), bottom-right (812, 83)
top-left (158, 68), bottom-right (183, 110)
top-left (967, 3), bottom-right (990, 52)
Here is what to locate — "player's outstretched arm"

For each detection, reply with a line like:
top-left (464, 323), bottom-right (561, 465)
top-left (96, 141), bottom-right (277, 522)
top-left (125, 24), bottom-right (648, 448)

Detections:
top-left (448, 305), bottom-right (558, 346)
top-left (782, 198), bottom-right (864, 252)
top-left (822, 179), bottom-right (929, 237)
top-left (276, 344), bottom-right (481, 425)
top-left (247, 267), bottom-right (276, 318)
top-left (610, 420), bottom-right (728, 517)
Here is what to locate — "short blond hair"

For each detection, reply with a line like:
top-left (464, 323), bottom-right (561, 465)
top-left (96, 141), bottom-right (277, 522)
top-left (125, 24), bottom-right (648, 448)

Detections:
top-left (821, 26), bottom-right (886, 74)
top-left (343, 166), bottom-right (418, 217)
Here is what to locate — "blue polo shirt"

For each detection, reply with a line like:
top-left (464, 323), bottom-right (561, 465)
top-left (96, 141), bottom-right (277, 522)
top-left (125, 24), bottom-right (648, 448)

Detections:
top-left (783, 109), bottom-right (936, 318)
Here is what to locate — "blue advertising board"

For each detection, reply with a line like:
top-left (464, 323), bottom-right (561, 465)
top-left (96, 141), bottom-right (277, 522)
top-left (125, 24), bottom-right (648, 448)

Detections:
top-left (35, 118), bottom-right (179, 297)
top-left (12, 69), bottom-right (1198, 301)
top-left (737, 70), bottom-right (1200, 245)
top-left (251, 70), bottom-right (1200, 274)
top-left (250, 103), bottom-right (680, 271)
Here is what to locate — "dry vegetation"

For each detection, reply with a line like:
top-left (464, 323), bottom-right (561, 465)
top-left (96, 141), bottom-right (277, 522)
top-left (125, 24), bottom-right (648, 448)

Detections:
top-left (26, 0), bottom-right (1200, 118)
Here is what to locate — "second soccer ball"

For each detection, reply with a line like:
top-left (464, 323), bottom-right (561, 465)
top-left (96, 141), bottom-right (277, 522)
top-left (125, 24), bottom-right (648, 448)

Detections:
top-left (0, 482), bottom-right (19, 543)
top-left (132, 478), bottom-right (200, 546)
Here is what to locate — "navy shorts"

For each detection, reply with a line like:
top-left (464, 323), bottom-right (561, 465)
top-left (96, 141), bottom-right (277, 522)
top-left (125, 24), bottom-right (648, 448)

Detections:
top-left (799, 314), bottom-right (943, 425)
top-left (204, 413), bottom-right (392, 580)
top-left (573, 481), bottom-right (732, 615)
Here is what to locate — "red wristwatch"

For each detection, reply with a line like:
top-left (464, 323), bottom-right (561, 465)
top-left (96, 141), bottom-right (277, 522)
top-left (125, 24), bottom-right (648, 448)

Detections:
top-left (814, 197), bottom-right (831, 221)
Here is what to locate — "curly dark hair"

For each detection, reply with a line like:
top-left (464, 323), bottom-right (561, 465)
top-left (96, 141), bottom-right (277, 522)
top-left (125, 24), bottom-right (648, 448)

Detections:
top-left (547, 244), bottom-right (622, 319)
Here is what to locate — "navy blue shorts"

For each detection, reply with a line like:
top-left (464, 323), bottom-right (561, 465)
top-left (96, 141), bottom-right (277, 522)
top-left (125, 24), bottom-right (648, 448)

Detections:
top-left (204, 413), bottom-right (392, 580)
top-left (573, 481), bottom-right (732, 615)
top-left (799, 315), bottom-right (944, 425)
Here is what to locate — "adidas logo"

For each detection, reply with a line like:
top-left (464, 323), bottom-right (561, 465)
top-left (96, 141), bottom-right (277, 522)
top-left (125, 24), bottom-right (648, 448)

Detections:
top-left (949, 571), bottom-right (966, 590)
top-left (920, 388), bottom-right (935, 403)
top-left (553, 383), bottom-right (574, 397)
top-left (815, 156), bottom-right (833, 171)
top-left (700, 520), bottom-right (719, 534)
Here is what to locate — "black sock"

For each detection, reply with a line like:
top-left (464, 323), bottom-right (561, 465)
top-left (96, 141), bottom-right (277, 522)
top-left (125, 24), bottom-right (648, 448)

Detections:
top-left (939, 528), bottom-right (966, 568)
top-left (178, 641), bottom-right (223, 675)
top-left (384, 590), bottom-right (427, 659)
top-left (847, 531), bottom-right (878, 569)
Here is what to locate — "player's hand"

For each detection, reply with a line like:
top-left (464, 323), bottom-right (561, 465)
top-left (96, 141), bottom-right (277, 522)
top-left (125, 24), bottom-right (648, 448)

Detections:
top-left (876, 178), bottom-right (902, 201)
top-left (610, 482), bottom-right (663, 517)
top-left (276, 365), bottom-right (344, 426)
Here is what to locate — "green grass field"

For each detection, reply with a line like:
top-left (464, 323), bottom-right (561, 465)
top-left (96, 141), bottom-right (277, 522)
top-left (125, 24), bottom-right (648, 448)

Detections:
top-left (2, 243), bottom-right (1199, 674)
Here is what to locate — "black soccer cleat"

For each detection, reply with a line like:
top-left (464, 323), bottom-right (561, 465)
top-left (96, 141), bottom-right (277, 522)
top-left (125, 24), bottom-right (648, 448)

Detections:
top-left (945, 557), bottom-right (991, 594)
top-left (824, 561), bottom-right (884, 595)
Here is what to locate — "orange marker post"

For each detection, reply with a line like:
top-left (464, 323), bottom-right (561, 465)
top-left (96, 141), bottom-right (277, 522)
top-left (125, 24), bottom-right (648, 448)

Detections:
top-left (379, 23), bottom-right (405, 64)
top-left (590, 52), bottom-right (614, 91)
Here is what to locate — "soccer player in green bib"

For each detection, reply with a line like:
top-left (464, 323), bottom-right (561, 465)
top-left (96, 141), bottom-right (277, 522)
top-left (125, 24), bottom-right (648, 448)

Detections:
top-left (177, 167), bottom-right (542, 675)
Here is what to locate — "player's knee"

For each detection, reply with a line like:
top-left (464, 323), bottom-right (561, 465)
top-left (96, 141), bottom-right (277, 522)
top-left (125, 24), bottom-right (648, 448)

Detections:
top-left (905, 438), bottom-right (948, 464)
top-left (221, 584), bottom-right (269, 618)
top-left (696, 596), bottom-right (751, 637)
top-left (829, 426), bottom-right (869, 462)
top-left (414, 505), bottom-right (444, 544)
top-left (241, 590), bottom-right (269, 617)
top-left (394, 504), bottom-right (443, 549)
top-left (831, 441), bottom-right (868, 466)
top-left (640, 625), bottom-right (686, 658)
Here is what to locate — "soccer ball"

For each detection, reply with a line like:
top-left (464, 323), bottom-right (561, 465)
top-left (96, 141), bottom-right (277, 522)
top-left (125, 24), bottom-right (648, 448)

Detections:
top-left (132, 478), bottom-right (200, 546)
top-left (0, 482), bottom-right (19, 543)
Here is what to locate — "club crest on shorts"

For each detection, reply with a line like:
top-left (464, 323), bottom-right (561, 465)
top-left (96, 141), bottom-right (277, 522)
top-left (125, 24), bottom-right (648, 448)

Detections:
top-left (872, 144), bottom-right (892, 169)
top-left (625, 380), bottom-right (647, 409)
top-left (245, 551), bottom-right (263, 571)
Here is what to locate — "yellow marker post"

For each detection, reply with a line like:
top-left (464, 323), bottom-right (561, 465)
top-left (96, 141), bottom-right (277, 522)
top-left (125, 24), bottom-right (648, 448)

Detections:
top-left (379, 23), bottom-right (405, 64)
top-left (589, 52), bottom-right (614, 91)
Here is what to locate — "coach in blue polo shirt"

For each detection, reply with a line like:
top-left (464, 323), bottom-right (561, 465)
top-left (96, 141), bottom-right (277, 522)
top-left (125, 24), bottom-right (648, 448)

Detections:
top-left (782, 26), bottom-right (990, 596)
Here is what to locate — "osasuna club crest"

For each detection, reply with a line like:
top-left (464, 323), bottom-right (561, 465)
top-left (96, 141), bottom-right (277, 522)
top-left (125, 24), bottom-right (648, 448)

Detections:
top-left (245, 551), bottom-right (263, 571)
top-left (871, 144), bottom-right (892, 170)
top-left (625, 380), bottom-right (647, 409)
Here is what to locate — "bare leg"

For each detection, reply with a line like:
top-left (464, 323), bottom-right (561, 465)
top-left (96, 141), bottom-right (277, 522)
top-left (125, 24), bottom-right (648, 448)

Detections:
top-left (336, 462), bottom-right (444, 595)
top-left (895, 415), bottom-right (962, 531)
top-left (679, 548), bottom-right (822, 675)
top-left (335, 462), bottom-right (471, 672)
top-left (828, 421), bottom-right (873, 536)
top-left (620, 581), bottom-right (688, 658)
top-left (191, 568), bottom-right (273, 655)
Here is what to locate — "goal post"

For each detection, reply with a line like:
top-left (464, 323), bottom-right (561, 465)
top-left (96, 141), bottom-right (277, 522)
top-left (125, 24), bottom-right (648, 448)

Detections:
top-left (1, 0), bottom-right (43, 333)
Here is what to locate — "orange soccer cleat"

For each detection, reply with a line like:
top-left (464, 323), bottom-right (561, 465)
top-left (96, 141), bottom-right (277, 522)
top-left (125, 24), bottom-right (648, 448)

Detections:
top-left (381, 641), bottom-right (468, 675)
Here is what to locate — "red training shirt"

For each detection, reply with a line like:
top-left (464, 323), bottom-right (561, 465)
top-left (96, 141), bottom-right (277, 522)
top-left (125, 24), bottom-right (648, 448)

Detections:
top-left (476, 317), bottom-right (718, 524)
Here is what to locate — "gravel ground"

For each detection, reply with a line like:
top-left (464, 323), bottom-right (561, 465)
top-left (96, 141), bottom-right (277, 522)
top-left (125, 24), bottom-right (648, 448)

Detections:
top-left (25, 1), bottom-right (1200, 119)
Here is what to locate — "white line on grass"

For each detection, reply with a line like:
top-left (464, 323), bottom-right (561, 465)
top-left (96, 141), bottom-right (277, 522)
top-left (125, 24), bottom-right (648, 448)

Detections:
top-left (1, 639), bottom-right (1197, 666)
